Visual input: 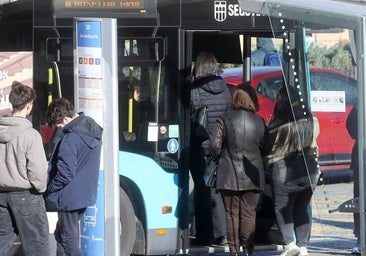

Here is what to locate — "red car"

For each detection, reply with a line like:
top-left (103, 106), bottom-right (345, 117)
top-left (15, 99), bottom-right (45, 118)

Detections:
top-left (221, 66), bottom-right (357, 172)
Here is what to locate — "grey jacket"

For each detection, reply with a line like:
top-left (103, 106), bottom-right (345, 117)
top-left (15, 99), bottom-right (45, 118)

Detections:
top-left (210, 110), bottom-right (272, 191)
top-left (0, 117), bottom-right (47, 192)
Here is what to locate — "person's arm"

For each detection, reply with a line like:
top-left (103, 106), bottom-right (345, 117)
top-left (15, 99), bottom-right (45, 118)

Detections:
top-left (47, 133), bottom-right (78, 192)
top-left (27, 131), bottom-right (48, 193)
top-left (210, 117), bottom-right (225, 156)
top-left (346, 106), bottom-right (357, 140)
top-left (260, 121), bottom-right (274, 157)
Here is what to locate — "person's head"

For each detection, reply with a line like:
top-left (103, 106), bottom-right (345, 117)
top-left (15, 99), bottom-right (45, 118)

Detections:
top-left (47, 98), bottom-right (76, 128)
top-left (133, 83), bottom-right (141, 101)
top-left (256, 37), bottom-right (275, 51)
top-left (193, 51), bottom-right (218, 79)
top-left (231, 84), bottom-right (259, 113)
top-left (9, 83), bottom-right (35, 116)
top-left (270, 85), bottom-right (312, 127)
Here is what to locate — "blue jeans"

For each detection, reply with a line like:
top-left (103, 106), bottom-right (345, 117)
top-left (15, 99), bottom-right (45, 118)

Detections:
top-left (55, 209), bottom-right (85, 256)
top-left (0, 190), bottom-right (50, 256)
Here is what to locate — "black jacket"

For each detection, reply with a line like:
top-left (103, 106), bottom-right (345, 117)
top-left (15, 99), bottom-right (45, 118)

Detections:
top-left (191, 75), bottom-right (231, 134)
top-left (210, 110), bottom-right (272, 191)
top-left (191, 75), bottom-right (231, 152)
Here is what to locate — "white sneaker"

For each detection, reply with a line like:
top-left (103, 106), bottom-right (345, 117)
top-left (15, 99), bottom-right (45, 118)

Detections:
top-left (280, 242), bottom-right (300, 256)
top-left (299, 247), bottom-right (309, 256)
top-left (352, 246), bottom-right (361, 254)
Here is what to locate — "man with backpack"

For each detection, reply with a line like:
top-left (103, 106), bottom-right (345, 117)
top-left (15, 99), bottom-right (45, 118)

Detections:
top-left (252, 37), bottom-right (282, 66)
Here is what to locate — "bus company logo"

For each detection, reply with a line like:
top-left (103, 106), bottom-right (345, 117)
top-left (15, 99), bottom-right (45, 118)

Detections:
top-left (214, 1), bottom-right (227, 22)
top-left (214, 1), bottom-right (263, 22)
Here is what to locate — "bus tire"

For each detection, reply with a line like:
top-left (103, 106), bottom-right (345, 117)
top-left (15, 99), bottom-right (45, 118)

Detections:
top-left (120, 188), bottom-right (136, 256)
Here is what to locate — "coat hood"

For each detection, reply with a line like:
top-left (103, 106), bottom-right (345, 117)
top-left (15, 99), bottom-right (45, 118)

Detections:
top-left (60, 113), bottom-right (103, 149)
top-left (257, 38), bottom-right (276, 52)
top-left (0, 117), bottom-right (32, 143)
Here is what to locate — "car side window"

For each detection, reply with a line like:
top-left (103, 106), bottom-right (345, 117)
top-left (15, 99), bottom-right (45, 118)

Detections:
top-left (310, 72), bottom-right (357, 105)
top-left (256, 76), bottom-right (283, 100)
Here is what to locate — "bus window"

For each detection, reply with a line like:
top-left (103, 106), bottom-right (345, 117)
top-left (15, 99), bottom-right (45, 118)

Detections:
top-left (119, 37), bottom-right (165, 62)
top-left (119, 66), bottom-right (156, 155)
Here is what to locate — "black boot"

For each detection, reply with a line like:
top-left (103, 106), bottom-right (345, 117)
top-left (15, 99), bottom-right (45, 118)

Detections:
top-left (242, 247), bottom-right (252, 256)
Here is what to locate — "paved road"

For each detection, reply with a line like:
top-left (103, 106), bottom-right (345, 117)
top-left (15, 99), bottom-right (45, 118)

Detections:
top-left (8, 181), bottom-right (356, 256)
top-left (190, 181), bottom-right (357, 256)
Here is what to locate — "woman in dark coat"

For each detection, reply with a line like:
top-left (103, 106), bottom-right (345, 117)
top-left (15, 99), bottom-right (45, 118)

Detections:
top-left (266, 86), bottom-right (320, 256)
top-left (190, 51), bottom-right (231, 245)
top-left (210, 85), bottom-right (272, 256)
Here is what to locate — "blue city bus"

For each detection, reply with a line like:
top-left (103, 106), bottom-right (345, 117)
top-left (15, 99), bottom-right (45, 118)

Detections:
top-left (0, 0), bottom-right (311, 255)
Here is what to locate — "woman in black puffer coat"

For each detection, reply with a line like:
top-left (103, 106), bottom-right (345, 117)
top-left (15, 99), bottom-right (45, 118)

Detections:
top-left (190, 51), bottom-right (231, 246)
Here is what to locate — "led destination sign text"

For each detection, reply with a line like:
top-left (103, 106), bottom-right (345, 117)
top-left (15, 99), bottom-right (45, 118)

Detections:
top-left (64, 0), bottom-right (144, 10)
top-left (54, 0), bottom-right (157, 19)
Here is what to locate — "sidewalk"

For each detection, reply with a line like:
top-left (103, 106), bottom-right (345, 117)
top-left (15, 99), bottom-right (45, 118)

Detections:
top-left (189, 181), bottom-right (357, 256)
top-left (256, 181), bottom-right (357, 255)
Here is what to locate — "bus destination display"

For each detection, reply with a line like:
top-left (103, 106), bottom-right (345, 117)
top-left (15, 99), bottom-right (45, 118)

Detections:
top-left (54, 0), bottom-right (157, 18)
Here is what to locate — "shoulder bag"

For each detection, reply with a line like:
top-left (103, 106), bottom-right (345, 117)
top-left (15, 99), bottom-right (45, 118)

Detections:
top-left (204, 156), bottom-right (219, 188)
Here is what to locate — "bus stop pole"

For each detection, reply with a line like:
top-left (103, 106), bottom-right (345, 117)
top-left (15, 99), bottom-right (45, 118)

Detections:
top-left (101, 18), bottom-right (120, 256)
top-left (74, 18), bottom-right (120, 256)
top-left (357, 17), bottom-right (366, 256)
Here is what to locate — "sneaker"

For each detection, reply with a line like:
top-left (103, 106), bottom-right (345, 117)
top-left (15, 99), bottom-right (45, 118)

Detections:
top-left (299, 247), bottom-right (309, 256)
top-left (213, 235), bottom-right (227, 246)
top-left (280, 242), bottom-right (300, 256)
top-left (352, 246), bottom-right (361, 255)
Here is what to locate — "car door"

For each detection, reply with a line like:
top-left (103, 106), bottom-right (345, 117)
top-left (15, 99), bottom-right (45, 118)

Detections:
top-left (310, 69), bottom-right (357, 168)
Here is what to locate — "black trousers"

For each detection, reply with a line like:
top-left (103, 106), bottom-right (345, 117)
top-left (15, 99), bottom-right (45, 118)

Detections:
top-left (221, 190), bottom-right (259, 254)
top-left (190, 154), bottom-right (227, 244)
top-left (55, 208), bottom-right (86, 256)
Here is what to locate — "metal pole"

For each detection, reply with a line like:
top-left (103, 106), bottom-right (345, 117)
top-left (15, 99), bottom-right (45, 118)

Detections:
top-left (357, 17), bottom-right (366, 256)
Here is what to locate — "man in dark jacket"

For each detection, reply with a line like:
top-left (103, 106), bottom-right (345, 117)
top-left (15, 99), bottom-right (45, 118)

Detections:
top-left (346, 105), bottom-right (361, 254)
top-left (44, 98), bottom-right (103, 256)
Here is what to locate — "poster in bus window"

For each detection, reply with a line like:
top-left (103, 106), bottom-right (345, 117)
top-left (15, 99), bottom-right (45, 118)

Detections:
top-left (0, 52), bottom-right (33, 116)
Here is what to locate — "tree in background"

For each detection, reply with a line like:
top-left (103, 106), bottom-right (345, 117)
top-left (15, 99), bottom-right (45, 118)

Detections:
top-left (308, 41), bottom-right (355, 78)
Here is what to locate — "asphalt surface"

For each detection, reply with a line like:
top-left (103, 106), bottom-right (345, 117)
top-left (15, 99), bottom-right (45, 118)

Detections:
top-left (189, 179), bottom-right (357, 256)
top-left (8, 175), bottom-right (357, 256)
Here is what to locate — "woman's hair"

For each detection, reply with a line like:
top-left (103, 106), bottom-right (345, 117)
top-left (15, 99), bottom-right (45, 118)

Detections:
top-left (231, 84), bottom-right (259, 113)
top-left (269, 85), bottom-right (313, 129)
top-left (46, 98), bottom-right (75, 126)
top-left (268, 85), bottom-right (314, 148)
top-left (193, 51), bottom-right (218, 78)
